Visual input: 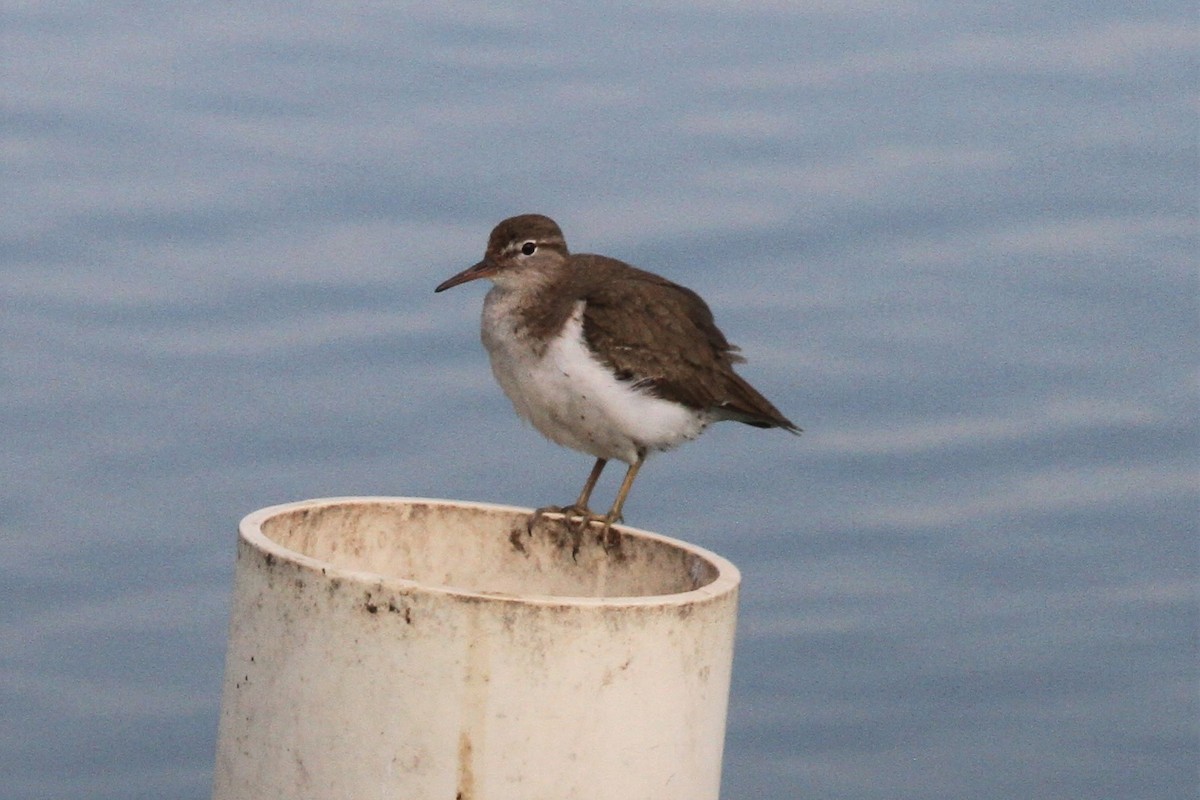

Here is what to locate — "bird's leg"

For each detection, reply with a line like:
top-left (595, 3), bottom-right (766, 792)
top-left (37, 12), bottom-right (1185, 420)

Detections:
top-left (596, 451), bottom-right (645, 548)
top-left (562, 457), bottom-right (607, 524)
top-left (528, 458), bottom-right (608, 532)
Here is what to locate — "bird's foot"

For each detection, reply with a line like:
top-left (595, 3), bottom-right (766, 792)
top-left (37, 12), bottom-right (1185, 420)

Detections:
top-left (527, 503), bottom-right (597, 534)
top-left (528, 504), bottom-right (622, 557)
top-left (595, 514), bottom-right (623, 550)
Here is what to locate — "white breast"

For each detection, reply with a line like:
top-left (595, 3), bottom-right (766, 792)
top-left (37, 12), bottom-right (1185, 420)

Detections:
top-left (481, 292), bottom-right (710, 464)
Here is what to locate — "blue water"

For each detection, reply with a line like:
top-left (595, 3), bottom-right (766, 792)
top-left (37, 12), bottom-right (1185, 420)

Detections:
top-left (2, 4), bottom-right (1196, 798)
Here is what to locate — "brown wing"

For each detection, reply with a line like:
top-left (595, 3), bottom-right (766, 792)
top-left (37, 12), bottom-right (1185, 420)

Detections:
top-left (573, 254), bottom-right (799, 432)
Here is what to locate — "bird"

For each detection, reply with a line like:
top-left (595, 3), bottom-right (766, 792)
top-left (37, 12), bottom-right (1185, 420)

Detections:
top-left (435, 213), bottom-right (799, 546)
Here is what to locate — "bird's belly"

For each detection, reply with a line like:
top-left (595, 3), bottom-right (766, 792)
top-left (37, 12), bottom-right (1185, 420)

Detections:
top-left (482, 301), bottom-right (709, 464)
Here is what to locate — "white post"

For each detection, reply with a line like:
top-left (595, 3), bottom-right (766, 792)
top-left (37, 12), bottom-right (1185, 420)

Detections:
top-left (212, 497), bottom-right (740, 800)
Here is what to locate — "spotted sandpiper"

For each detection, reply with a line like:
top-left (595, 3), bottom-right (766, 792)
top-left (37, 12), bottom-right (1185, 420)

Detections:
top-left (436, 213), bottom-right (799, 544)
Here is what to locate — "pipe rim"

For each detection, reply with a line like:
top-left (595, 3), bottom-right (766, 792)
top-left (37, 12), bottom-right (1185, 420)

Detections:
top-left (239, 496), bottom-right (741, 608)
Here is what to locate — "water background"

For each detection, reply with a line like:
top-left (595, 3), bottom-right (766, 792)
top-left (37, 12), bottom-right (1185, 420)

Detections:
top-left (3, 4), bottom-right (1197, 798)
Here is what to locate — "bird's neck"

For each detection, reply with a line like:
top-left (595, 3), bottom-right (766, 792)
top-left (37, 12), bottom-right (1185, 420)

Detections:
top-left (483, 269), bottom-right (579, 358)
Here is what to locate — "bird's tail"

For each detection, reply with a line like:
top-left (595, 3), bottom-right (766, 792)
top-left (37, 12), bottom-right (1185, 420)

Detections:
top-left (717, 372), bottom-right (801, 434)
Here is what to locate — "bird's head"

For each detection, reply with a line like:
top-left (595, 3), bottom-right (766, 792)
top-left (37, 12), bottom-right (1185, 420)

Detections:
top-left (435, 214), bottom-right (570, 293)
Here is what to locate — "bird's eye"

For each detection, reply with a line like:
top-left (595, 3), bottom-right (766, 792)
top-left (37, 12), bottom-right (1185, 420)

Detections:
top-left (521, 241), bottom-right (537, 256)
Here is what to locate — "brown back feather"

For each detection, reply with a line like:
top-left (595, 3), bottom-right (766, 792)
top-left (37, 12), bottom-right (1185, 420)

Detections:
top-left (572, 254), bottom-right (798, 432)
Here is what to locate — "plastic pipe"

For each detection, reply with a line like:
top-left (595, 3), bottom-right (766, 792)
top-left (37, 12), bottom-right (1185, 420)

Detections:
top-left (212, 497), bottom-right (740, 800)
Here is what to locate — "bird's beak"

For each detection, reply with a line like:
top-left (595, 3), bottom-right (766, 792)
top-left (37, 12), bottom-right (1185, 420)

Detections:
top-left (435, 260), bottom-right (496, 293)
